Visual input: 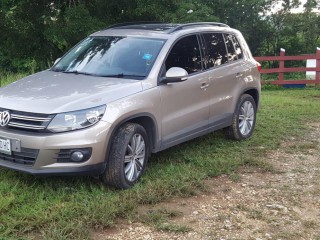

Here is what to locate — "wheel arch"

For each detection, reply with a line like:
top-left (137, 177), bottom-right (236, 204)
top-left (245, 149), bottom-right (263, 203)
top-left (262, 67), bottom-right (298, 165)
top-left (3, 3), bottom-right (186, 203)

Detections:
top-left (241, 88), bottom-right (259, 108)
top-left (129, 115), bottom-right (158, 153)
top-left (225, 91), bottom-right (258, 140)
top-left (105, 113), bottom-right (159, 163)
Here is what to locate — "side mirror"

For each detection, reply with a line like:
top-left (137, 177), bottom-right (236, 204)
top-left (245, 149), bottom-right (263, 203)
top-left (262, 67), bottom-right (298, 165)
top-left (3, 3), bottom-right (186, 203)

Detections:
top-left (53, 58), bottom-right (61, 66)
top-left (161, 67), bottom-right (188, 84)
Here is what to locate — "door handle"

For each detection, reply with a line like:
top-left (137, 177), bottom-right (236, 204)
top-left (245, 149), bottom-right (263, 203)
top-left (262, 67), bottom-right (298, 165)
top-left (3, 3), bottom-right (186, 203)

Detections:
top-left (200, 82), bottom-right (209, 89)
top-left (236, 72), bottom-right (243, 78)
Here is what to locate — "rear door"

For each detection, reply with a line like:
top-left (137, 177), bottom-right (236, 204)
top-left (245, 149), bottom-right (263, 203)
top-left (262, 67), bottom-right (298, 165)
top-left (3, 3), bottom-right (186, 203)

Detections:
top-left (201, 32), bottom-right (246, 131)
top-left (159, 34), bottom-right (210, 150)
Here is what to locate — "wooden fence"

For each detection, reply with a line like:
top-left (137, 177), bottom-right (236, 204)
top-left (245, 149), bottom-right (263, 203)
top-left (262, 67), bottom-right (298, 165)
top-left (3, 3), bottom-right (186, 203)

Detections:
top-left (254, 48), bottom-right (320, 86)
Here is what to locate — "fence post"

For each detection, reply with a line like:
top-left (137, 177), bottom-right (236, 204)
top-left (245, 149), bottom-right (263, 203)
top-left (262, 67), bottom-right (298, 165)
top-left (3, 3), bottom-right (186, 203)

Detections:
top-left (279, 48), bottom-right (285, 84)
top-left (316, 47), bottom-right (320, 87)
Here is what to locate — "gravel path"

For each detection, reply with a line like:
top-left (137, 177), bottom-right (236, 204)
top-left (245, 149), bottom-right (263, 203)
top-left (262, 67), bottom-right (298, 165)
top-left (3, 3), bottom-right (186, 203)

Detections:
top-left (95, 123), bottom-right (320, 240)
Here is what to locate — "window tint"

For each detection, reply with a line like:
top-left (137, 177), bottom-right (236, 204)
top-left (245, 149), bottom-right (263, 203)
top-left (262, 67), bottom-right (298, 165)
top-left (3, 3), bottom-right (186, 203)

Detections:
top-left (202, 33), bottom-right (228, 68)
top-left (224, 34), bottom-right (238, 62)
top-left (165, 35), bottom-right (202, 74)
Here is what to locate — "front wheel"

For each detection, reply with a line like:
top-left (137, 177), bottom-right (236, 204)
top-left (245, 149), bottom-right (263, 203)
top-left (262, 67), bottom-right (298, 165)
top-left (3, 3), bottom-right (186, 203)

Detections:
top-left (101, 123), bottom-right (149, 189)
top-left (224, 94), bottom-right (257, 140)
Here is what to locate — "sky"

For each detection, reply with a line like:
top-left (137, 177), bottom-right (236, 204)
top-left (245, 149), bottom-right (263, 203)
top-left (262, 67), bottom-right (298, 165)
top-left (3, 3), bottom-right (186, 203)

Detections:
top-left (271, 0), bottom-right (308, 13)
top-left (291, 0), bottom-right (308, 13)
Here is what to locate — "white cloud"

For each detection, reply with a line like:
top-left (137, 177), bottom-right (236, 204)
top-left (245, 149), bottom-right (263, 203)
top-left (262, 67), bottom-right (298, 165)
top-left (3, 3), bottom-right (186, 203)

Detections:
top-left (270, 0), bottom-right (311, 14)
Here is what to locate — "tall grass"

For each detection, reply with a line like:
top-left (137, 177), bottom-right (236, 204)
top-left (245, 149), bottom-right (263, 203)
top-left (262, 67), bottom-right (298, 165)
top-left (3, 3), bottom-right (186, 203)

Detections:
top-left (0, 72), bottom-right (28, 87)
top-left (0, 74), bottom-right (319, 239)
top-left (261, 72), bottom-right (307, 82)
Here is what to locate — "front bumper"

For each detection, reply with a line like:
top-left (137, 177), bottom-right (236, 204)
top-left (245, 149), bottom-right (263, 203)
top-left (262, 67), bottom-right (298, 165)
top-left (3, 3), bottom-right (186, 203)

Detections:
top-left (0, 120), bottom-right (112, 175)
top-left (0, 160), bottom-right (106, 176)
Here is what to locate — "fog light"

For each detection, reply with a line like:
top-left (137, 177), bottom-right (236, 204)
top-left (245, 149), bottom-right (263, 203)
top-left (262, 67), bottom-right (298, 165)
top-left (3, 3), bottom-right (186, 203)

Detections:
top-left (71, 151), bottom-right (84, 162)
top-left (57, 148), bottom-right (92, 163)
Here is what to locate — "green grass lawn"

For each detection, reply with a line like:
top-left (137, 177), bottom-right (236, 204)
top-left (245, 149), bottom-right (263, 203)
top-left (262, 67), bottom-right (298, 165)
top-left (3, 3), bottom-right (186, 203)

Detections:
top-left (0, 75), bottom-right (320, 239)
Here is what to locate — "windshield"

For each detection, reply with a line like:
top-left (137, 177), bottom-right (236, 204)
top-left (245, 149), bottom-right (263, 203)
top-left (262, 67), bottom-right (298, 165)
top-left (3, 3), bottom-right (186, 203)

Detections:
top-left (51, 36), bottom-right (166, 79)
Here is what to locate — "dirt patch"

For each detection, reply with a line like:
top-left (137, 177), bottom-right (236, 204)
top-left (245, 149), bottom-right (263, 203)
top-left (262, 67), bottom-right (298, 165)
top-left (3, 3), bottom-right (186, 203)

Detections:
top-left (94, 123), bottom-right (320, 240)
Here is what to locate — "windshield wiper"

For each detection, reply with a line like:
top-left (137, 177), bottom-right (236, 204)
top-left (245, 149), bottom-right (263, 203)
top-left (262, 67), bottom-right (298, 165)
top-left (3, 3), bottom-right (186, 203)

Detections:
top-left (62, 70), bottom-right (96, 76)
top-left (50, 68), bottom-right (63, 72)
top-left (101, 73), bottom-right (146, 78)
top-left (51, 70), bottom-right (145, 79)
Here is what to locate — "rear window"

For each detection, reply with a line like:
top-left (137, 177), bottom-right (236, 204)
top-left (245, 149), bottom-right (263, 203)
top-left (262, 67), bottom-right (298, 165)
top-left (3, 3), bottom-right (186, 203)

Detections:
top-left (231, 35), bottom-right (243, 59)
top-left (202, 33), bottom-right (228, 69)
top-left (224, 34), bottom-right (238, 62)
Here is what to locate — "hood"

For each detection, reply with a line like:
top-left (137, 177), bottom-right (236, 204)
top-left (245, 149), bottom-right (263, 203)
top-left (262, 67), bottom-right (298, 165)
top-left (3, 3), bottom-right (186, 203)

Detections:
top-left (0, 70), bottom-right (143, 114)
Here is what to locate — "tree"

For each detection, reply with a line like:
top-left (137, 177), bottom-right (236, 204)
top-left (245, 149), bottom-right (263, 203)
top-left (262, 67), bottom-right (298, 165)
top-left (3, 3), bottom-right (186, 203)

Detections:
top-left (300, 0), bottom-right (320, 53)
top-left (1, 0), bottom-right (319, 73)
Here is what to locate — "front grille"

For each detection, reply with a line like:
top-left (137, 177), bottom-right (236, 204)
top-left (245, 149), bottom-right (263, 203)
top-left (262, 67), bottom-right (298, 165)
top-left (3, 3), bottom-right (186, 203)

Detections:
top-left (0, 148), bottom-right (39, 166)
top-left (0, 108), bottom-right (54, 132)
top-left (55, 149), bottom-right (72, 163)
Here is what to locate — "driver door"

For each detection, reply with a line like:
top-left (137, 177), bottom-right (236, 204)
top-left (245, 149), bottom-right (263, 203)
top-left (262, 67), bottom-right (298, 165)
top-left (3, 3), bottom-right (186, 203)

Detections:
top-left (159, 34), bottom-right (210, 150)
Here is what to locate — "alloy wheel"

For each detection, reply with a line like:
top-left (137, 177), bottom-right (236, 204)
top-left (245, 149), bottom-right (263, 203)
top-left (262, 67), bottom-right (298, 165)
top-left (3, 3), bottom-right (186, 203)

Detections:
top-left (238, 100), bottom-right (255, 136)
top-left (124, 133), bottom-right (145, 182)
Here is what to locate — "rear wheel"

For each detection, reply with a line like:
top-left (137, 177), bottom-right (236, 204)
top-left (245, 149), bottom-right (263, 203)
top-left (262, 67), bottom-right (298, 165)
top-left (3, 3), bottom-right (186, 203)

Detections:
top-left (101, 122), bottom-right (149, 189)
top-left (224, 94), bottom-right (257, 140)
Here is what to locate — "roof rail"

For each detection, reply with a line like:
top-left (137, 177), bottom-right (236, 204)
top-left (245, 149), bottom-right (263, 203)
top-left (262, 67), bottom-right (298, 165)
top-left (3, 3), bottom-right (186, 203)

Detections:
top-left (168, 22), bottom-right (229, 33)
top-left (105, 21), bottom-right (164, 30)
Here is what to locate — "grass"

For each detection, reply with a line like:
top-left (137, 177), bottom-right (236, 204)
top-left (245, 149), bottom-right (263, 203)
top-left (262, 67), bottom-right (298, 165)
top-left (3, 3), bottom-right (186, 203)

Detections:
top-left (0, 75), bottom-right (320, 239)
top-left (261, 72), bottom-right (307, 82)
top-left (156, 223), bottom-right (192, 233)
top-left (261, 72), bottom-right (318, 90)
top-left (137, 208), bottom-right (192, 233)
top-left (0, 72), bottom-right (29, 87)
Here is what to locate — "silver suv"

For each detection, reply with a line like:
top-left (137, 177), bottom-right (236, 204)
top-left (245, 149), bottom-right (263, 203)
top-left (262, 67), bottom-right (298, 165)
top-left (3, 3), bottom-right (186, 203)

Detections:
top-left (0, 22), bottom-right (261, 189)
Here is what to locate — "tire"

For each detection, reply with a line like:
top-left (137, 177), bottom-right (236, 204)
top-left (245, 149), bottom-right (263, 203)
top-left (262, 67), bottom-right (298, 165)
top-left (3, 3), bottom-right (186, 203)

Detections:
top-left (224, 94), bottom-right (257, 140)
top-left (101, 122), bottom-right (149, 189)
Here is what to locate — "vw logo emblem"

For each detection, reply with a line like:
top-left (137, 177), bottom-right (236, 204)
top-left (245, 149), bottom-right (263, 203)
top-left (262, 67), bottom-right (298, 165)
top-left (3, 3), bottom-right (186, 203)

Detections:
top-left (0, 111), bottom-right (11, 127)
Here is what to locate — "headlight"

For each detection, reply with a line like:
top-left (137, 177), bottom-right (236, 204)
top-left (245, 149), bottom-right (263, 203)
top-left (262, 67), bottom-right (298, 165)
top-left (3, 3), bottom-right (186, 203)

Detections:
top-left (47, 105), bottom-right (106, 133)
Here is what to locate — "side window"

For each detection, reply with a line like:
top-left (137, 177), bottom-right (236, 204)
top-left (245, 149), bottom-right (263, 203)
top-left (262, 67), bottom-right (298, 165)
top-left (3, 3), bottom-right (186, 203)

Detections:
top-left (224, 34), bottom-right (238, 62)
top-left (231, 35), bottom-right (243, 59)
top-left (165, 35), bottom-right (202, 74)
top-left (202, 33), bottom-right (228, 68)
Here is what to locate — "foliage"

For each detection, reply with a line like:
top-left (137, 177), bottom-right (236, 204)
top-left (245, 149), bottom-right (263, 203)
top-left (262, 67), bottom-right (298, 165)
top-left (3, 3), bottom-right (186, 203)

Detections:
top-left (1, 0), bottom-right (320, 72)
top-left (0, 71), bottom-right (28, 87)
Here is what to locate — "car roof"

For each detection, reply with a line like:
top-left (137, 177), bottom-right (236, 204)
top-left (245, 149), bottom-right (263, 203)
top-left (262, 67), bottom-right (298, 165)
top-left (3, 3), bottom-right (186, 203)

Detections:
top-left (90, 22), bottom-right (232, 39)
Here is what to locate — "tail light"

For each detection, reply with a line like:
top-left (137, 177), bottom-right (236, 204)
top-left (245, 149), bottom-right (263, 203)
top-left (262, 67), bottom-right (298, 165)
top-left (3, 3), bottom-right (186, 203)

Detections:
top-left (256, 62), bottom-right (262, 73)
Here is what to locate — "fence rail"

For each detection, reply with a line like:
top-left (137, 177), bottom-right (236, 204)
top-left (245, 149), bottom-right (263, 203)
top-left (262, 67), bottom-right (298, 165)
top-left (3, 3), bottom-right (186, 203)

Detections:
top-left (254, 48), bottom-right (320, 86)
